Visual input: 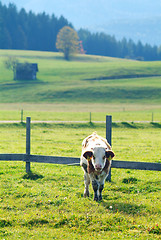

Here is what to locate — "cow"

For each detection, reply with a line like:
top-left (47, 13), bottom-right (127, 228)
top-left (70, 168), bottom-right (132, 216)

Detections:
top-left (80, 132), bottom-right (115, 201)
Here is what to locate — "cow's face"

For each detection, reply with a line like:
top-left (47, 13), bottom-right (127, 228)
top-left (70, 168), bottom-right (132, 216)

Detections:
top-left (83, 147), bottom-right (115, 172)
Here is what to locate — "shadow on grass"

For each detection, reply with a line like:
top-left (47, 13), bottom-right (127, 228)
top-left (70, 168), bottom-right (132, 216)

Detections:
top-left (23, 218), bottom-right (49, 227)
top-left (22, 171), bottom-right (44, 180)
top-left (121, 122), bottom-right (137, 128)
top-left (122, 177), bottom-right (138, 184)
top-left (112, 122), bottom-right (139, 129)
top-left (33, 122), bottom-right (99, 129)
top-left (0, 122), bottom-right (26, 128)
top-left (0, 219), bottom-right (12, 227)
top-left (112, 122), bottom-right (120, 128)
top-left (101, 200), bottom-right (146, 215)
top-left (151, 122), bottom-right (161, 128)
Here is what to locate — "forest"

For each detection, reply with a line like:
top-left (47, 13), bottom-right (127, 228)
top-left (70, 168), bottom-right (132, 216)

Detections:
top-left (0, 1), bottom-right (161, 61)
top-left (0, 2), bottom-right (72, 52)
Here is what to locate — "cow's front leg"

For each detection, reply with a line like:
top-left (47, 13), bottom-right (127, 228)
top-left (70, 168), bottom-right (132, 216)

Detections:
top-left (98, 184), bottom-right (104, 201)
top-left (84, 172), bottom-right (90, 197)
top-left (98, 172), bottom-right (107, 201)
top-left (92, 179), bottom-right (99, 201)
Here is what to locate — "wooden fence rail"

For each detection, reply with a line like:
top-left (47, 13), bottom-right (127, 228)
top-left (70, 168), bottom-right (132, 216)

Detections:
top-left (0, 116), bottom-right (161, 181)
top-left (0, 153), bottom-right (161, 171)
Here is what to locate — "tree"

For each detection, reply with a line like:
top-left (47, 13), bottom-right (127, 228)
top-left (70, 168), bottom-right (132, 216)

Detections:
top-left (56, 26), bottom-right (80, 60)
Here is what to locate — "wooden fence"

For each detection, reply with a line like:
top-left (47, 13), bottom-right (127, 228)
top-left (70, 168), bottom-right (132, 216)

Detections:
top-left (0, 116), bottom-right (161, 181)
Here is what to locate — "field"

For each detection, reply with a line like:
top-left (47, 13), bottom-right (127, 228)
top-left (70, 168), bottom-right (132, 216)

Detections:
top-left (0, 122), bottom-right (161, 239)
top-left (0, 50), bottom-right (161, 239)
top-left (0, 104), bottom-right (161, 123)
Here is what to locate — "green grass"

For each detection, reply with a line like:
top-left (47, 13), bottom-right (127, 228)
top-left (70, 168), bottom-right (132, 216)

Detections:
top-left (0, 50), bottom-right (161, 239)
top-left (0, 122), bottom-right (161, 239)
top-left (1, 50), bottom-right (161, 104)
top-left (1, 122), bottom-right (161, 162)
top-left (0, 104), bottom-right (161, 123)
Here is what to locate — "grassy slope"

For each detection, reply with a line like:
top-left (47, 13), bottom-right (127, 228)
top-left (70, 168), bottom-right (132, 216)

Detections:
top-left (1, 50), bottom-right (161, 104)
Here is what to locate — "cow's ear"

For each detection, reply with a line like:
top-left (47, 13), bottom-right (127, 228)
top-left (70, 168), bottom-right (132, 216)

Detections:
top-left (105, 150), bottom-right (115, 160)
top-left (83, 151), bottom-right (93, 161)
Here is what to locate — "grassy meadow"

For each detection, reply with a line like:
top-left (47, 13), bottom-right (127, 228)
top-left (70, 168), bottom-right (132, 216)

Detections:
top-left (0, 122), bottom-right (161, 239)
top-left (0, 49), bottom-right (161, 104)
top-left (0, 104), bottom-right (161, 122)
top-left (0, 50), bottom-right (161, 239)
top-left (0, 49), bottom-right (161, 122)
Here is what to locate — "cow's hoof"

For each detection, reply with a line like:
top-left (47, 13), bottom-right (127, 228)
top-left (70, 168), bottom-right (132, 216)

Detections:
top-left (94, 197), bottom-right (99, 201)
top-left (84, 191), bottom-right (89, 198)
top-left (99, 195), bottom-right (102, 201)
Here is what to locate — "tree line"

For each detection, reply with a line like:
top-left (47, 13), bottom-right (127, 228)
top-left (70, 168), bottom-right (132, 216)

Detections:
top-left (0, 1), bottom-right (161, 61)
top-left (78, 29), bottom-right (161, 61)
top-left (0, 2), bottom-right (72, 51)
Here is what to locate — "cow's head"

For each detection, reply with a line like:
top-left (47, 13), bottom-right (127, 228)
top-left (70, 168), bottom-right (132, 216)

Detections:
top-left (83, 147), bottom-right (115, 172)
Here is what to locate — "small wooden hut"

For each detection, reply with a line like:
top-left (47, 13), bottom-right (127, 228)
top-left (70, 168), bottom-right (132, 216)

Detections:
top-left (14, 63), bottom-right (38, 80)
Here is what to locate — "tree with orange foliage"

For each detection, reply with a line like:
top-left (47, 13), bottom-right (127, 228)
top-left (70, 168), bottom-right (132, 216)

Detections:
top-left (56, 26), bottom-right (80, 60)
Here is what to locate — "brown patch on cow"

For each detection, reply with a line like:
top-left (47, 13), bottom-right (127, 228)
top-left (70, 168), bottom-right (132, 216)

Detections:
top-left (82, 132), bottom-right (112, 150)
top-left (103, 159), bottom-right (111, 174)
top-left (87, 160), bottom-right (95, 174)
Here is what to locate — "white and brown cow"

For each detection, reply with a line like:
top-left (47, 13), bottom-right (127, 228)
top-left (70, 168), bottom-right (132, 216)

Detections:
top-left (80, 132), bottom-right (115, 201)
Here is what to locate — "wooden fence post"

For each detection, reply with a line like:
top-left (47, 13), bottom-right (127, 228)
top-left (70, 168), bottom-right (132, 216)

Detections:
top-left (21, 109), bottom-right (23, 123)
top-left (26, 117), bottom-right (31, 173)
top-left (106, 115), bottom-right (112, 182)
top-left (90, 112), bottom-right (92, 123)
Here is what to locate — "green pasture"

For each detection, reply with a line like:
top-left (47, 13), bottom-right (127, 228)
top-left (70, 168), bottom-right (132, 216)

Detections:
top-left (0, 50), bottom-right (161, 239)
top-left (0, 49), bottom-right (161, 104)
top-left (0, 103), bottom-right (161, 122)
top-left (0, 122), bottom-right (161, 239)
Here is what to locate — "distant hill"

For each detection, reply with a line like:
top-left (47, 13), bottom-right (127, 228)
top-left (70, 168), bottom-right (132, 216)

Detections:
top-left (94, 17), bottom-right (161, 46)
top-left (1, 0), bottom-right (161, 45)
